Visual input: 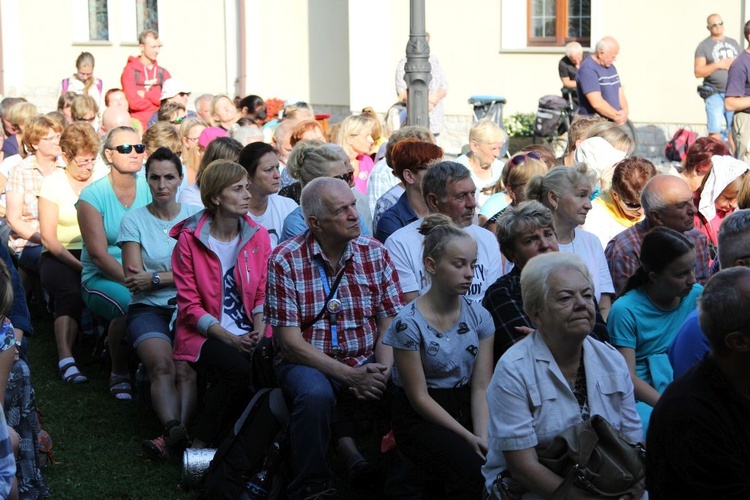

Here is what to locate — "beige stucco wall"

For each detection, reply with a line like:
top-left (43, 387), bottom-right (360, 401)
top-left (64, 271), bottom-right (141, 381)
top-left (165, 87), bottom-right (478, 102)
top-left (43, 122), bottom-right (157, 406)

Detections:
top-left (4, 0), bottom-right (748, 130)
top-left (1, 0), bottom-right (230, 112)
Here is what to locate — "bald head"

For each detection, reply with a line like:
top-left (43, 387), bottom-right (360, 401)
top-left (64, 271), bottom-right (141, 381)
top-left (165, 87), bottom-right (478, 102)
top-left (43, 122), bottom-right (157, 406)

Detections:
top-left (566, 41), bottom-right (583, 63)
top-left (101, 106), bottom-right (132, 136)
top-left (641, 175), bottom-right (696, 232)
top-left (594, 37), bottom-right (620, 67)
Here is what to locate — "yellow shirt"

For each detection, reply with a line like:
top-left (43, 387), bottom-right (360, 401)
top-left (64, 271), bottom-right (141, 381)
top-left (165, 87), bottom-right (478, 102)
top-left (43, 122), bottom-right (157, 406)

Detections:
top-left (38, 169), bottom-right (85, 250)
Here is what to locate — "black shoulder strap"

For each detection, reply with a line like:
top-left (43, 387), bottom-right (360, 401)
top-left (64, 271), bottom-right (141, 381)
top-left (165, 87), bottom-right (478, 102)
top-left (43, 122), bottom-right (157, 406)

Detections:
top-left (300, 267), bottom-right (346, 332)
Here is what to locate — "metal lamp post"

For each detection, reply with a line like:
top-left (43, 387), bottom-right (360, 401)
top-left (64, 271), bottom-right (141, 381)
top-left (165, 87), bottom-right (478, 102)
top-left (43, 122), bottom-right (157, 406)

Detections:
top-left (404, 0), bottom-right (431, 129)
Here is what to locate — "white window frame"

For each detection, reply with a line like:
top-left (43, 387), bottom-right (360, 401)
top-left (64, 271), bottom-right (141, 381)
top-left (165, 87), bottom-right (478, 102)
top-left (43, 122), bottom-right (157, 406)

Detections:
top-left (72, 0), bottom-right (110, 44)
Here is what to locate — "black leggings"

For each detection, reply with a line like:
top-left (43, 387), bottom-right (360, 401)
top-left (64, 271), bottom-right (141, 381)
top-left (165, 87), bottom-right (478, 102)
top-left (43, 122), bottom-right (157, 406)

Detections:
top-left (39, 251), bottom-right (84, 321)
top-left (191, 337), bottom-right (253, 446)
top-left (392, 386), bottom-right (485, 499)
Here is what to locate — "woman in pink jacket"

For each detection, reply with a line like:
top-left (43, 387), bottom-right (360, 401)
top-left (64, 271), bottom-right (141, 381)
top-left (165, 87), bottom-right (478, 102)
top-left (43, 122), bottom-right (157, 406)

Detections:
top-left (171, 160), bottom-right (271, 448)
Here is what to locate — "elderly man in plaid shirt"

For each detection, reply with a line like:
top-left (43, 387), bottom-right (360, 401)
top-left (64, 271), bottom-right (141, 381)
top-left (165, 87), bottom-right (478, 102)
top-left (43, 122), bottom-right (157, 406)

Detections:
top-left (605, 175), bottom-right (711, 295)
top-left (265, 177), bottom-right (404, 499)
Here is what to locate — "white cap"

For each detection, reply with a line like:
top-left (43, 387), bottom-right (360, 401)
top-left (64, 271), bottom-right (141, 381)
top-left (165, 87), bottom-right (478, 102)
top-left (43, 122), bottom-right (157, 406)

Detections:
top-left (160, 78), bottom-right (191, 101)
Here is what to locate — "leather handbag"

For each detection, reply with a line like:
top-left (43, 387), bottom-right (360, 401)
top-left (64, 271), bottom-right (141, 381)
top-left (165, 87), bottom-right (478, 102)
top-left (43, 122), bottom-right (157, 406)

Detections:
top-left (537, 415), bottom-right (645, 499)
top-left (487, 415), bottom-right (645, 500)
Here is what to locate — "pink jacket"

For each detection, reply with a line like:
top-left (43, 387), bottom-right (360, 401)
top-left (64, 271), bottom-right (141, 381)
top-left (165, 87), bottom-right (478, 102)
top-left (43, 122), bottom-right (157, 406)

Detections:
top-left (170, 210), bottom-right (271, 362)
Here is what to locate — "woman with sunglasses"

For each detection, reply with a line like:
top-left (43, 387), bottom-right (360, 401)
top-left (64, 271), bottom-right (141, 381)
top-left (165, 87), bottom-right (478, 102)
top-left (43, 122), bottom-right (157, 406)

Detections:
top-left (280, 140), bottom-right (370, 241)
top-left (582, 157), bottom-right (657, 249)
top-left (527, 164), bottom-right (616, 319)
top-left (238, 142), bottom-right (297, 249)
top-left (78, 126), bottom-right (150, 400)
top-left (118, 147), bottom-right (202, 458)
top-left (480, 151), bottom-right (548, 234)
top-left (38, 123), bottom-right (102, 384)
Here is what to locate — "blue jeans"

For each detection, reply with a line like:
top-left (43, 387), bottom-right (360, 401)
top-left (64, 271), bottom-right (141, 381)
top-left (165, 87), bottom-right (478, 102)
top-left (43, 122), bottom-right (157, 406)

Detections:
top-left (275, 363), bottom-right (339, 499)
top-left (705, 92), bottom-right (733, 139)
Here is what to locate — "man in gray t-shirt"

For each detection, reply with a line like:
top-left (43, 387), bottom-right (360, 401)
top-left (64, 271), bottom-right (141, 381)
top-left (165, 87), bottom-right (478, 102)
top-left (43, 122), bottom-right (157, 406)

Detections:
top-left (695, 13), bottom-right (740, 146)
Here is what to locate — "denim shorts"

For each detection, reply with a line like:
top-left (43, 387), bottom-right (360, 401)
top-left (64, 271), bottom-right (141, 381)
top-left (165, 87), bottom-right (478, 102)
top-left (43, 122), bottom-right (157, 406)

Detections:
top-left (705, 92), bottom-right (733, 136)
top-left (125, 304), bottom-right (175, 349)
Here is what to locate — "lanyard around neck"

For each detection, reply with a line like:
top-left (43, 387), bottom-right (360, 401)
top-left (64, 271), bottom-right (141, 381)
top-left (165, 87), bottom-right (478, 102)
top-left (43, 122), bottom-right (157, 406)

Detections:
top-left (316, 261), bottom-right (342, 352)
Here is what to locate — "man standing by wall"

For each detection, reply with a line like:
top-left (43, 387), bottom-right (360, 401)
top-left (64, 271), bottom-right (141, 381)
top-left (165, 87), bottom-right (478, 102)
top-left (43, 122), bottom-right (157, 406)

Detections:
top-left (121, 30), bottom-right (171, 131)
top-left (725, 21), bottom-right (750, 159)
top-left (576, 36), bottom-right (629, 125)
top-left (695, 14), bottom-right (739, 151)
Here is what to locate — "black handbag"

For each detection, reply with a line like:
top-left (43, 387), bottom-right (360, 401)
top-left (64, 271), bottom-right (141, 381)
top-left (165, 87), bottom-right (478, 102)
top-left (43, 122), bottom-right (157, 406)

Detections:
top-left (488, 415), bottom-right (645, 500)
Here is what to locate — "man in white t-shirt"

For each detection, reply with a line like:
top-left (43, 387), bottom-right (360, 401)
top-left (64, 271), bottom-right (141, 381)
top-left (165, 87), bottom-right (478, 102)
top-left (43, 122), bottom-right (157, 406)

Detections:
top-left (385, 161), bottom-right (502, 303)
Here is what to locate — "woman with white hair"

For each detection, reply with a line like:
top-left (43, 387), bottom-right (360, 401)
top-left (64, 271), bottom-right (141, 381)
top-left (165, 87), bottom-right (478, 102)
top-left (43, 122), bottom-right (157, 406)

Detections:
top-left (455, 119), bottom-right (505, 209)
top-left (526, 164), bottom-right (616, 318)
top-left (483, 252), bottom-right (641, 497)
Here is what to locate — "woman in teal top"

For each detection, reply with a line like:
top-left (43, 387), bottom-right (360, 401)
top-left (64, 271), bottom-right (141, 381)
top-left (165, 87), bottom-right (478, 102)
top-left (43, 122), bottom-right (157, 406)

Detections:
top-left (607, 227), bottom-right (702, 434)
top-left (78, 126), bottom-right (150, 400)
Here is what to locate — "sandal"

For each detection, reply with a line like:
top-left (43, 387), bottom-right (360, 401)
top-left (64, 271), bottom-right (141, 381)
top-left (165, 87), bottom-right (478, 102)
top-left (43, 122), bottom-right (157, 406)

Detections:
top-left (109, 373), bottom-right (133, 400)
top-left (59, 361), bottom-right (88, 384)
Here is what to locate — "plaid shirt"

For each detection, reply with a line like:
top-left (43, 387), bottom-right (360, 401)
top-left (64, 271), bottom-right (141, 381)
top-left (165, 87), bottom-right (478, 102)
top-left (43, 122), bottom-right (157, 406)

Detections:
top-left (605, 219), bottom-right (711, 295)
top-left (5, 156), bottom-right (60, 253)
top-left (483, 267), bottom-right (610, 363)
top-left (265, 231), bottom-right (404, 367)
top-left (366, 159), bottom-right (401, 215)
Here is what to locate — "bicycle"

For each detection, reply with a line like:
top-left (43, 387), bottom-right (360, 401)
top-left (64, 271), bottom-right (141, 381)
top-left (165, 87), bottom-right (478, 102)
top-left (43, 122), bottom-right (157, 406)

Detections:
top-left (532, 88), bottom-right (638, 157)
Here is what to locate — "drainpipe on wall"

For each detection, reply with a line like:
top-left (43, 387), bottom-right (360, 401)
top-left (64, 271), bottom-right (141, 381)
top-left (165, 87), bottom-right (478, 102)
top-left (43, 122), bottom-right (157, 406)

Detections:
top-left (237, 0), bottom-right (247, 98)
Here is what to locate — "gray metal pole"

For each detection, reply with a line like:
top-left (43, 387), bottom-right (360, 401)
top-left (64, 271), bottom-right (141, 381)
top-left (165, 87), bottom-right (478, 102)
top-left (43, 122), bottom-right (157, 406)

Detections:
top-left (404, 0), bottom-right (431, 128)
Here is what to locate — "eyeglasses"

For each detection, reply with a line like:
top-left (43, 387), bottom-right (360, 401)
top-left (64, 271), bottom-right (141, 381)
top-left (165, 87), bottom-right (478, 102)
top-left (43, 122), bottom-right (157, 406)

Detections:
top-left (73, 157), bottom-right (96, 167)
top-left (622, 201), bottom-right (641, 210)
top-left (41, 134), bottom-right (61, 143)
top-left (709, 21), bottom-right (724, 28)
top-left (111, 144), bottom-right (146, 154)
top-left (76, 116), bottom-right (96, 123)
top-left (333, 172), bottom-right (354, 184)
top-left (170, 116), bottom-right (185, 125)
top-left (509, 151), bottom-right (541, 167)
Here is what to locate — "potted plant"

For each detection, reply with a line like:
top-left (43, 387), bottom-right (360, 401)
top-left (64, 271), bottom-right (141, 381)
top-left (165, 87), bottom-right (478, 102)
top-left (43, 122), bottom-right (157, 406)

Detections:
top-left (503, 112), bottom-right (535, 154)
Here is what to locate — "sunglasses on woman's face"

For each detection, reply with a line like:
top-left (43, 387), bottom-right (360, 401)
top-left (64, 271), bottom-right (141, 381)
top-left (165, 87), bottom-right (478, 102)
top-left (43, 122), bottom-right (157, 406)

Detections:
top-left (334, 172), bottom-right (354, 184)
top-left (112, 144), bottom-right (146, 154)
top-left (509, 151), bottom-right (542, 167)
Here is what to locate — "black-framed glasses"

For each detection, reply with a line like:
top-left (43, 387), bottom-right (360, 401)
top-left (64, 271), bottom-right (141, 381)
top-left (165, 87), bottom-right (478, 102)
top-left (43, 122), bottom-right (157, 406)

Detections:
top-left (509, 151), bottom-right (541, 167)
top-left (709, 21), bottom-right (724, 28)
top-left (111, 144), bottom-right (145, 154)
top-left (334, 172), bottom-right (354, 184)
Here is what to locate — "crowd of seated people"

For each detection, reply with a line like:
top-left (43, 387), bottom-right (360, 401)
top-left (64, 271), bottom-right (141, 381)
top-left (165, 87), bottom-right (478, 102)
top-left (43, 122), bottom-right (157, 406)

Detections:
top-left (0, 27), bottom-right (748, 500)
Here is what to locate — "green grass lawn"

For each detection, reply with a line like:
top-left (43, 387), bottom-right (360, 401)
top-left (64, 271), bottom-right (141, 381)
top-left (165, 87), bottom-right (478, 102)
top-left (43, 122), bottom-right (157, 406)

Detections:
top-left (25, 318), bottom-right (383, 499)
top-left (27, 318), bottom-right (196, 499)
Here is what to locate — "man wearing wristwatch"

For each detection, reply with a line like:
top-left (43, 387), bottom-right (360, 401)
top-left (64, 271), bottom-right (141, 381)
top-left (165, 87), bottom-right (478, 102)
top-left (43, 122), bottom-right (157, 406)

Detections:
top-left (265, 177), bottom-right (404, 499)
